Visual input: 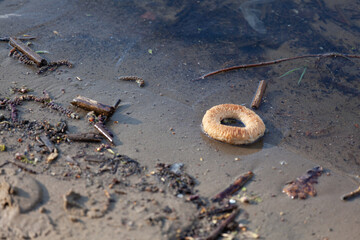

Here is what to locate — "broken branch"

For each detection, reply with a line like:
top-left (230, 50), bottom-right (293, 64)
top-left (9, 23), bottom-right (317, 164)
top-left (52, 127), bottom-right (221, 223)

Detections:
top-left (9, 37), bottom-right (47, 67)
top-left (94, 122), bottom-right (113, 143)
top-left (196, 52), bottom-right (360, 80)
top-left (71, 96), bottom-right (116, 117)
top-left (0, 36), bottom-right (36, 42)
top-left (67, 133), bottom-right (103, 142)
top-left (203, 208), bottom-right (240, 240)
top-left (251, 80), bottom-right (267, 109)
top-left (212, 171), bottom-right (254, 202)
top-left (341, 186), bottom-right (360, 201)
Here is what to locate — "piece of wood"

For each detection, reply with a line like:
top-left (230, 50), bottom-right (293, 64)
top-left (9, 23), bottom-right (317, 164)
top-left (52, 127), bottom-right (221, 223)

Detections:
top-left (94, 122), bottom-right (113, 143)
top-left (204, 208), bottom-right (240, 240)
top-left (212, 171), bottom-right (254, 202)
top-left (67, 133), bottom-right (102, 142)
top-left (71, 96), bottom-right (115, 117)
top-left (0, 36), bottom-right (36, 41)
top-left (251, 80), bottom-right (267, 109)
top-left (341, 186), bottom-right (360, 201)
top-left (196, 52), bottom-right (360, 80)
top-left (9, 37), bottom-right (47, 67)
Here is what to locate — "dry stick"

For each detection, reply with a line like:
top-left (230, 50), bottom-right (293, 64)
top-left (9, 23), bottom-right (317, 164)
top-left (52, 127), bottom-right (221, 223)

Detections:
top-left (212, 171), bottom-right (254, 202)
top-left (0, 36), bottom-right (36, 42)
top-left (196, 52), bottom-right (360, 80)
top-left (9, 37), bottom-right (47, 67)
top-left (71, 96), bottom-right (116, 117)
top-left (94, 122), bottom-right (113, 143)
top-left (341, 186), bottom-right (360, 201)
top-left (203, 208), bottom-right (240, 240)
top-left (251, 80), bottom-right (267, 109)
top-left (199, 205), bottom-right (238, 219)
top-left (8, 161), bottom-right (38, 174)
top-left (67, 133), bottom-right (103, 142)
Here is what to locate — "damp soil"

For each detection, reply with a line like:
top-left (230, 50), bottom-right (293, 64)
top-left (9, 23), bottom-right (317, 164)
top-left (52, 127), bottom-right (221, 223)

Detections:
top-left (0, 0), bottom-right (359, 239)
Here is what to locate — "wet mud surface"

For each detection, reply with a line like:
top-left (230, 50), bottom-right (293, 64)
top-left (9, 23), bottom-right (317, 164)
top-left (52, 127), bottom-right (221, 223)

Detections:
top-left (0, 0), bottom-right (359, 239)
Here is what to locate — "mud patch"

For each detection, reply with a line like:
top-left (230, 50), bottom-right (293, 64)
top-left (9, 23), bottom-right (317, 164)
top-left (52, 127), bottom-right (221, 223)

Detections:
top-left (63, 189), bottom-right (110, 219)
top-left (0, 169), bottom-right (52, 239)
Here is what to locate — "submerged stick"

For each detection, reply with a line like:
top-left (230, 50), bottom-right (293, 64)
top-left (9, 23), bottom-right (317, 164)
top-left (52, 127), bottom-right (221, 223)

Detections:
top-left (251, 80), bottom-right (267, 109)
top-left (203, 208), bottom-right (240, 240)
top-left (341, 186), bottom-right (360, 201)
top-left (9, 37), bottom-right (47, 67)
top-left (71, 96), bottom-right (116, 117)
top-left (212, 171), bottom-right (254, 202)
top-left (196, 52), bottom-right (360, 80)
top-left (67, 133), bottom-right (102, 142)
top-left (0, 36), bottom-right (36, 42)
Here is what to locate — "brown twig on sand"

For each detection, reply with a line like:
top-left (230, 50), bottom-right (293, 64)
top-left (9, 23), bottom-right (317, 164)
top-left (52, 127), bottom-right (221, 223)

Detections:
top-left (251, 80), bottom-right (267, 109)
top-left (203, 208), bottom-right (240, 240)
top-left (71, 96), bottom-right (117, 117)
top-left (8, 160), bottom-right (38, 174)
top-left (67, 133), bottom-right (103, 142)
top-left (196, 52), bottom-right (360, 80)
top-left (341, 186), bottom-right (360, 201)
top-left (9, 37), bottom-right (47, 67)
top-left (212, 171), bottom-right (254, 202)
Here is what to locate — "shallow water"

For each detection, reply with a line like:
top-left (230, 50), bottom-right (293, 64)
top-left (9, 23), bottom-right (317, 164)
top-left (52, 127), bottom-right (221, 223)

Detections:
top-left (0, 0), bottom-right (359, 239)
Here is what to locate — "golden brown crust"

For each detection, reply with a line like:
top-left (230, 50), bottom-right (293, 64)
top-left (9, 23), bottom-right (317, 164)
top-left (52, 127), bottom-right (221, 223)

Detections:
top-left (202, 104), bottom-right (265, 144)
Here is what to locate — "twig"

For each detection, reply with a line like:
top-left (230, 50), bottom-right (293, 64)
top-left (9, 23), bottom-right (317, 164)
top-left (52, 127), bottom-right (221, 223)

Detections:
top-left (199, 204), bottom-right (238, 219)
top-left (212, 171), bottom-right (254, 202)
top-left (94, 122), bottom-right (114, 143)
top-left (0, 36), bottom-right (36, 42)
top-left (67, 133), bottom-right (102, 142)
top-left (71, 96), bottom-right (116, 117)
top-left (9, 37), bottom-right (47, 67)
top-left (9, 160), bottom-right (38, 174)
top-left (341, 186), bottom-right (360, 201)
top-left (251, 80), bottom-right (267, 109)
top-left (196, 52), bottom-right (360, 80)
top-left (118, 76), bottom-right (145, 87)
top-left (203, 208), bottom-right (240, 240)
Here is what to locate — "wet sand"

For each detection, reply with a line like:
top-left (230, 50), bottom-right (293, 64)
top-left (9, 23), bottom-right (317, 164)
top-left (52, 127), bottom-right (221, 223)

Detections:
top-left (0, 0), bottom-right (359, 239)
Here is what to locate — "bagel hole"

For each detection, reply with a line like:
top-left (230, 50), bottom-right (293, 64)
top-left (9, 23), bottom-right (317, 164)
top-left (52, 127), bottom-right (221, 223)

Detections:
top-left (221, 118), bottom-right (245, 127)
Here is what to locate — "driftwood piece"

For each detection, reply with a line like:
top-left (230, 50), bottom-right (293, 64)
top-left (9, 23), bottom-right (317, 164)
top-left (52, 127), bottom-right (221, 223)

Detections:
top-left (71, 96), bottom-right (117, 117)
top-left (67, 133), bottom-right (102, 142)
top-left (9, 37), bottom-right (47, 67)
top-left (251, 80), bottom-right (267, 109)
top-left (341, 186), bottom-right (360, 201)
top-left (212, 171), bottom-right (254, 202)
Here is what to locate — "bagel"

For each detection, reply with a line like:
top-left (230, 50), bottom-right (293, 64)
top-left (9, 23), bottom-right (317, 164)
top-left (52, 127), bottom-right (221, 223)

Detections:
top-left (202, 104), bottom-right (265, 145)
